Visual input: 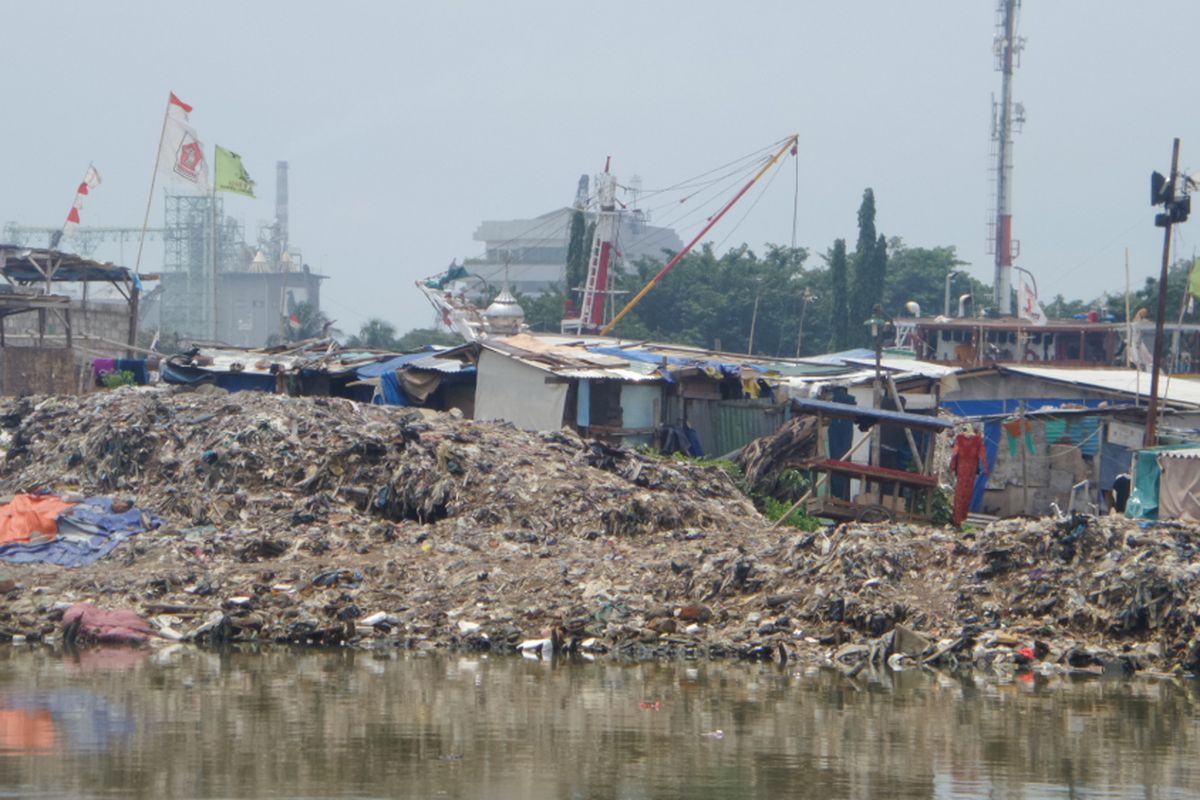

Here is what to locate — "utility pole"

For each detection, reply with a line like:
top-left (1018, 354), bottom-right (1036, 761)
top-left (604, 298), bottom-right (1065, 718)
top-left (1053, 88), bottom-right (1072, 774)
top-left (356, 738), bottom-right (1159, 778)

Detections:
top-left (747, 276), bottom-right (763, 355)
top-left (1146, 138), bottom-right (1187, 446)
top-left (795, 287), bottom-right (815, 357)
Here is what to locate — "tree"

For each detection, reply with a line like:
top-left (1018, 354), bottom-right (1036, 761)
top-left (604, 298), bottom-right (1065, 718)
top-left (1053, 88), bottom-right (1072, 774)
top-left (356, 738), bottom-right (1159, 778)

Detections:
top-left (346, 318), bottom-right (398, 350)
top-left (827, 239), bottom-right (850, 351)
top-left (282, 302), bottom-right (338, 342)
top-left (1102, 257), bottom-right (1199, 323)
top-left (849, 188), bottom-right (878, 343)
top-left (882, 240), bottom-right (974, 317)
top-left (394, 327), bottom-right (462, 351)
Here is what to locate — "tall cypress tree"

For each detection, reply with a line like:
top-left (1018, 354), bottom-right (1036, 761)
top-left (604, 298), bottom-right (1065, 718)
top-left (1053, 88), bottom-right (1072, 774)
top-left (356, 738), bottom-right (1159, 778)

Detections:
top-left (850, 189), bottom-right (877, 344)
top-left (828, 238), bottom-right (850, 350)
top-left (869, 233), bottom-right (888, 318)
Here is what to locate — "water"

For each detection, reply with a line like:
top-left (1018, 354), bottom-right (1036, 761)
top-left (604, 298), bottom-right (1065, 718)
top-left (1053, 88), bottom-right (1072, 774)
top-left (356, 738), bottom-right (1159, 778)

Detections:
top-left (1, 646), bottom-right (1198, 799)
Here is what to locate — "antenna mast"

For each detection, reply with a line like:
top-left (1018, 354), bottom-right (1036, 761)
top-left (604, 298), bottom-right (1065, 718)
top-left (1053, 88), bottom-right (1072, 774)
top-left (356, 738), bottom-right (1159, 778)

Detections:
top-left (990, 0), bottom-right (1024, 316)
top-left (577, 157), bottom-right (618, 333)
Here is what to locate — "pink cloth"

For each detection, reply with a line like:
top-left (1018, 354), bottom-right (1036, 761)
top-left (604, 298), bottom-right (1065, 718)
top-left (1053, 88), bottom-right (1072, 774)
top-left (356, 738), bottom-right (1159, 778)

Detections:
top-left (62, 603), bottom-right (155, 645)
top-left (92, 358), bottom-right (117, 377)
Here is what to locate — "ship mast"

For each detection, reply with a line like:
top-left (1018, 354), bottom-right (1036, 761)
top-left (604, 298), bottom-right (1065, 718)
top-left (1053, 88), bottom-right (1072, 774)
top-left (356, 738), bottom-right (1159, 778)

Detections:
top-left (577, 158), bottom-right (618, 333)
top-left (991, 0), bottom-right (1024, 316)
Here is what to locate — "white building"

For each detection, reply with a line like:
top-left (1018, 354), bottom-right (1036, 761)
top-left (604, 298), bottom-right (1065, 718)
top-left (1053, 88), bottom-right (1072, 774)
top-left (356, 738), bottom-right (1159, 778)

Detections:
top-left (467, 207), bottom-right (683, 297)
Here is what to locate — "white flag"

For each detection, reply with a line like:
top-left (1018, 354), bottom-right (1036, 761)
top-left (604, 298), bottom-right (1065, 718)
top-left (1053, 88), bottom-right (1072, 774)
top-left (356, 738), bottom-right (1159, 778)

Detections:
top-left (1017, 272), bottom-right (1047, 325)
top-left (158, 114), bottom-right (209, 192)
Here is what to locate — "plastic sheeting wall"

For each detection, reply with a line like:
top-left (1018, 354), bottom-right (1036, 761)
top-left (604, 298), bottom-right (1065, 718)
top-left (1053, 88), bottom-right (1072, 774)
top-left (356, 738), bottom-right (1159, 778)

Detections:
top-left (474, 349), bottom-right (567, 431)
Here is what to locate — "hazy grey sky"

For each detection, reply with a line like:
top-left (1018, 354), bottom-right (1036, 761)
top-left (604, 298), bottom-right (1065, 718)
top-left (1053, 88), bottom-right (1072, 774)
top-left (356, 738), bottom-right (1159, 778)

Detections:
top-left (3, 1), bottom-right (1199, 334)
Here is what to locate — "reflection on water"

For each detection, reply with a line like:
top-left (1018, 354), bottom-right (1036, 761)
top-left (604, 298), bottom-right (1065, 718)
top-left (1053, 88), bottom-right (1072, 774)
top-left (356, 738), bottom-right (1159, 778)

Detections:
top-left (0, 645), bottom-right (1198, 799)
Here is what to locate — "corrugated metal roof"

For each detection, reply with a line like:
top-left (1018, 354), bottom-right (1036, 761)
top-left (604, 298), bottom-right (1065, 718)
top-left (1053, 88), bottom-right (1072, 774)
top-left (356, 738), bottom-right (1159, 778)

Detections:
top-left (999, 366), bottom-right (1200, 408)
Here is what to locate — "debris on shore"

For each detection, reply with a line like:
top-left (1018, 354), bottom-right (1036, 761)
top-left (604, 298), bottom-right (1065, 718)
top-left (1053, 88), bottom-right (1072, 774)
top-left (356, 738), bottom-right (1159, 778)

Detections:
top-left (0, 387), bottom-right (1197, 678)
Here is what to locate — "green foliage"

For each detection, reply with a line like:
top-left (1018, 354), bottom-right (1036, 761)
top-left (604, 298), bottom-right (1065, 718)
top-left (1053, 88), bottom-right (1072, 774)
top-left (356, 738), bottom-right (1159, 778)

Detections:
top-left (609, 242), bottom-right (815, 355)
top-left (518, 289), bottom-right (570, 333)
top-left (282, 302), bottom-right (338, 342)
top-left (774, 468), bottom-right (811, 502)
top-left (761, 496), bottom-right (823, 531)
top-left (346, 318), bottom-right (398, 350)
top-left (1101, 257), bottom-right (1198, 323)
top-left (565, 212), bottom-right (591, 301)
top-left (849, 189), bottom-right (880, 346)
top-left (882, 239), bottom-right (984, 318)
top-left (101, 370), bottom-right (137, 389)
top-left (394, 327), bottom-right (462, 351)
top-left (827, 239), bottom-right (850, 351)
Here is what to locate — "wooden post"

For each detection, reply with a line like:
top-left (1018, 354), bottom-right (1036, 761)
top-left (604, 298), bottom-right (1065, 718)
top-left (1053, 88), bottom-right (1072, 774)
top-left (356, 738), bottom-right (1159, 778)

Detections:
top-left (127, 281), bottom-right (140, 358)
top-left (770, 432), bottom-right (870, 528)
top-left (886, 374), bottom-right (925, 473)
top-left (1019, 401), bottom-right (1029, 515)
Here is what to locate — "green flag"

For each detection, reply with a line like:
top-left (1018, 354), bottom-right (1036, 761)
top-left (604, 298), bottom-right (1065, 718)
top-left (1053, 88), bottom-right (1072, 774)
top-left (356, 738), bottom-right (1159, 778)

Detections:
top-left (214, 145), bottom-right (255, 197)
top-left (1190, 256), bottom-right (1200, 300)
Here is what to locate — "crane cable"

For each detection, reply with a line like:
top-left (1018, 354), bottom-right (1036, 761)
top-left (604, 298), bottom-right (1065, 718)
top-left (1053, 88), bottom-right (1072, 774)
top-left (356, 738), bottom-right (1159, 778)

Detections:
top-left (599, 134), bottom-right (799, 336)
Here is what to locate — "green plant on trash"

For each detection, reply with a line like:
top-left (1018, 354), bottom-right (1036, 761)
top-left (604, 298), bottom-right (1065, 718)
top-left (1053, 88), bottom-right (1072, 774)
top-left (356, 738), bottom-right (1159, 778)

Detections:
top-left (760, 496), bottom-right (823, 531)
top-left (911, 485), bottom-right (955, 526)
top-left (101, 370), bottom-right (138, 389)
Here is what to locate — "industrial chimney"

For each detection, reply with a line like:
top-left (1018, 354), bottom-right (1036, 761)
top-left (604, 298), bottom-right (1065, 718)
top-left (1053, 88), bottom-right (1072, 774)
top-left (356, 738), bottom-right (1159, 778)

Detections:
top-left (275, 161), bottom-right (289, 265)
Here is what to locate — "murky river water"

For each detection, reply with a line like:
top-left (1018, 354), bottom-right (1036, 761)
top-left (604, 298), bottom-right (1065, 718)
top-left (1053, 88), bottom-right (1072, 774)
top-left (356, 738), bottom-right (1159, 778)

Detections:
top-left (1, 646), bottom-right (1198, 799)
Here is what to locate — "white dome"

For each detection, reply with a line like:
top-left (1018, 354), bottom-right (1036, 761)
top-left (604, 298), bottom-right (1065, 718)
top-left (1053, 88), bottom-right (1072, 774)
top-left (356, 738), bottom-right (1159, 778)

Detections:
top-left (485, 287), bottom-right (524, 334)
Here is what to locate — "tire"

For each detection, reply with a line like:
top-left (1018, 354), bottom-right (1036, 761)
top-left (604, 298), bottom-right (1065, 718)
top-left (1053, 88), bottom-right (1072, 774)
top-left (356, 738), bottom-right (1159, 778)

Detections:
top-left (855, 505), bottom-right (894, 524)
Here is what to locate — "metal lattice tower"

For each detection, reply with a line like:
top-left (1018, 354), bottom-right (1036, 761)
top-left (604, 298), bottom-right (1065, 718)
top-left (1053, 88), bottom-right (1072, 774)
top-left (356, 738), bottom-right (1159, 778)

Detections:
top-left (162, 193), bottom-right (246, 339)
top-left (1, 223), bottom-right (166, 259)
top-left (987, 0), bottom-right (1025, 316)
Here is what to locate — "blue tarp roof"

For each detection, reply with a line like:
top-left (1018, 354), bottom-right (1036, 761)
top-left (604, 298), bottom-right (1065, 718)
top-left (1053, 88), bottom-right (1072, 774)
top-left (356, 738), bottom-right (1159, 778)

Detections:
top-left (790, 397), bottom-right (954, 430)
top-left (356, 350), bottom-right (441, 378)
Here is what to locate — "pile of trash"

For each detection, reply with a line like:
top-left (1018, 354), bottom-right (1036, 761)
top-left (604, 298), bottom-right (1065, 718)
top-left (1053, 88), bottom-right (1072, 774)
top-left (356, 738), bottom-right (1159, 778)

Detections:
top-left (764, 513), bottom-right (1200, 676)
top-left (1, 387), bottom-right (1199, 678)
top-left (0, 387), bottom-right (755, 538)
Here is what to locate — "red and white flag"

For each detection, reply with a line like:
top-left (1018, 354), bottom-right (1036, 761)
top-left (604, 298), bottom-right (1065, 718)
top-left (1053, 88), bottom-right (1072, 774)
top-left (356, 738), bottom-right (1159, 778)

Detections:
top-left (157, 93), bottom-right (209, 192)
top-left (168, 92), bottom-right (193, 116)
top-left (59, 164), bottom-right (102, 244)
top-left (1017, 272), bottom-right (1047, 325)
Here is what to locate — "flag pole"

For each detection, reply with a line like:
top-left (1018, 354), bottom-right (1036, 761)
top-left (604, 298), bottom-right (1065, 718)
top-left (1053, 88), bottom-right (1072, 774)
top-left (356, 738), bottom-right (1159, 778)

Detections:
top-left (211, 144), bottom-right (219, 342)
top-left (134, 95), bottom-right (172, 275)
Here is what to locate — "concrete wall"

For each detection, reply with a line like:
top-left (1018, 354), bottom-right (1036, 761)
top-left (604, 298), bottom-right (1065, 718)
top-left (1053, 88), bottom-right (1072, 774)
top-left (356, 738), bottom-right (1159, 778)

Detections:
top-left (0, 347), bottom-right (78, 396)
top-left (944, 373), bottom-right (1123, 405)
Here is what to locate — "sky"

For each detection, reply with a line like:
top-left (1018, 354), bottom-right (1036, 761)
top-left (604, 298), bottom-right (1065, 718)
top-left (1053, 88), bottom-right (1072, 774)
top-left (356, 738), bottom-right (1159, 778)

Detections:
top-left (3, 1), bottom-right (1199, 335)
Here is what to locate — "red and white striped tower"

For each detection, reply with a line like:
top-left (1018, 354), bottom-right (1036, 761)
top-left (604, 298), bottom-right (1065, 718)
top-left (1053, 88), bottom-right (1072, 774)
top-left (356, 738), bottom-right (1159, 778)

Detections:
top-left (991, 0), bottom-right (1023, 316)
top-left (578, 158), bottom-right (618, 332)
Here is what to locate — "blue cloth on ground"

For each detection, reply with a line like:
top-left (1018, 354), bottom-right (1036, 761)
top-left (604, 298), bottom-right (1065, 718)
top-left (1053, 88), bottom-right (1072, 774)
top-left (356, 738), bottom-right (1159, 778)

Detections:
top-left (0, 497), bottom-right (160, 567)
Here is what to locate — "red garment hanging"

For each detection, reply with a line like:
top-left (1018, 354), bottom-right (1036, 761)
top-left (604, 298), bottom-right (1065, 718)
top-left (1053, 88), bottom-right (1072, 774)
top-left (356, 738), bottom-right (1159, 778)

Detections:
top-left (949, 432), bottom-right (988, 526)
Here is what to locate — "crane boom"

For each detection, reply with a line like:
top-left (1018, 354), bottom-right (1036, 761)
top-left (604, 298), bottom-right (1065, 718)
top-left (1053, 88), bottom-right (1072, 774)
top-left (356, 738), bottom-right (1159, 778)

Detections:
top-left (599, 134), bottom-right (798, 336)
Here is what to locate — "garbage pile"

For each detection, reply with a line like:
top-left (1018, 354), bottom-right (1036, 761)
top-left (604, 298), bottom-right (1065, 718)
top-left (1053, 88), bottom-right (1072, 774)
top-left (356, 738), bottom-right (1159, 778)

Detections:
top-left (1, 387), bottom-right (1199, 678)
top-left (0, 387), bottom-right (755, 538)
top-left (766, 513), bottom-right (1200, 676)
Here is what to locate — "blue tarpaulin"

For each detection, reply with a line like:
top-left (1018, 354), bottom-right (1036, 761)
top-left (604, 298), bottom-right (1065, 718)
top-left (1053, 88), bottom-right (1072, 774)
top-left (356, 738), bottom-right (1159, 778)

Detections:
top-left (378, 372), bottom-right (409, 405)
top-left (0, 497), bottom-right (160, 567)
top-left (355, 350), bottom-right (442, 379)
